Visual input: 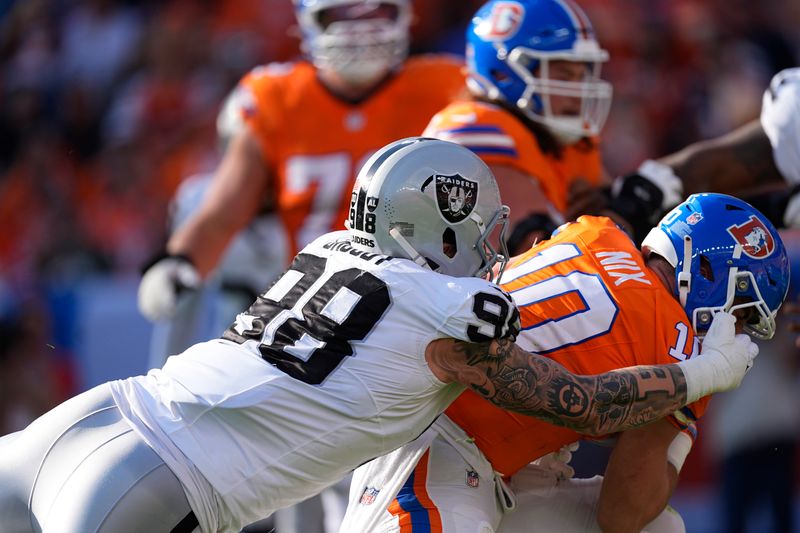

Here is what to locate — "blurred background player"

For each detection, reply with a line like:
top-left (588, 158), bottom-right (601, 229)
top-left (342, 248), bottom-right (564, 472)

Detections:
top-left (137, 0), bottom-right (465, 330)
top-left (143, 88), bottom-right (288, 371)
top-left (340, 193), bottom-right (789, 533)
top-left (422, 0), bottom-right (614, 255)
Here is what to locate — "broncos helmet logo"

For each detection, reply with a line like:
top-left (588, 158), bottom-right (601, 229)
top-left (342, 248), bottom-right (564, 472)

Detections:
top-left (474, 2), bottom-right (525, 41)
top-left (727, 215), bottom-right (775, 259)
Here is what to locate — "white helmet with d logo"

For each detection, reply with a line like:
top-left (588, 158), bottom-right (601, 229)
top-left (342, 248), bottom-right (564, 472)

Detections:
top-left (347, 137), bottom-right (510, 281)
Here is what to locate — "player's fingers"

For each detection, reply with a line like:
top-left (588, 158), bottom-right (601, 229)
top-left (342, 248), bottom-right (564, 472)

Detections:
top-left (706, 311), bottom-right (736, 339)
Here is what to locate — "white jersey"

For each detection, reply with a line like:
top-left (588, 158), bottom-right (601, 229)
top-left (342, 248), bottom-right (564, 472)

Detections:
top-left (760, 67), bottom-right (800, 185)
top-left (171, 172), bottom-right (289, 292)
top-left (109, 231), bottom-right (517, 532)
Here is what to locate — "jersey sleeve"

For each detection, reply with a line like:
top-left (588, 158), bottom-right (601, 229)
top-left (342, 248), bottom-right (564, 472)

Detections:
top-left (436, 278), bottom-right (520, 343)
top-left (238, 62), bottom-right (297, 163)
top-left (424, 101), bottom-right (545, 171)
top-left (760, 68), bottom-right (800, 185)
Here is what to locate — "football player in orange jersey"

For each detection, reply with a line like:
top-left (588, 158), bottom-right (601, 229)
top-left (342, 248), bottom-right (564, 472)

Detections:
top-left (339, 193), bottom-right (789, 533)
top-left (422, 0), bottom-right (614, 251)
top-left (137, 0), bottom-right (466, 324)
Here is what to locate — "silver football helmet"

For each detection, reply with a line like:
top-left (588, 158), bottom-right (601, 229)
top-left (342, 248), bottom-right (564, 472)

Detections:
top-left (294, 0), bottom-right (411, 86)
top-left (347, 137), bottom-right (510, 281)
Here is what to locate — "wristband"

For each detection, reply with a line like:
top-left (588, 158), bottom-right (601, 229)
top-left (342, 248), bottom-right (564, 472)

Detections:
top-left (666, 431), bottom-right (694, 473)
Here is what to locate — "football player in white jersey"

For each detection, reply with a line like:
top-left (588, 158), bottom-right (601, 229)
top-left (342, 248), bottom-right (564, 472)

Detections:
top-left (0, 138), bottom-right (758, 533)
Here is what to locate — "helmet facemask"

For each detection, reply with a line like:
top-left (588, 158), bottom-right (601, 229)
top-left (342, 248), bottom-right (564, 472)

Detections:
top-left (676, 239), bottom-right (778, 340)
top-left (642, 193), bottom-right (790, 341)
top-left (506, 45), bottom-right (612, 143)
top-left (296, 0), bottom-right (411, 87)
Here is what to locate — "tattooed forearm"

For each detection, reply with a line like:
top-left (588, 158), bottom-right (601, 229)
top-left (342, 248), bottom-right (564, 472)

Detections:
top-left (448, 338), bottom-right (689, 435)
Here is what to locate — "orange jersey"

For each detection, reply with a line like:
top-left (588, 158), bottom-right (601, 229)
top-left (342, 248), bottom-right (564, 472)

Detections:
top-left (445, 216), bottom-right (709, 477)
top-left (423, 100), bottom-right (603, 213)
top-left (239, 55), bottom-right (465, 257)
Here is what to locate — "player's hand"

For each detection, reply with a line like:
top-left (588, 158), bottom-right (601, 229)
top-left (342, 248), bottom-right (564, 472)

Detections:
top-left (565, 178), bottom-right (608, 220)
top-left (138, 255), bottom-right (201, 321)
top-left (680, 312), bottom-right (759, 402)
top-left (609, 160), bottom-right (684, 243)
top-left (531, 441), bottom-right (579, 481)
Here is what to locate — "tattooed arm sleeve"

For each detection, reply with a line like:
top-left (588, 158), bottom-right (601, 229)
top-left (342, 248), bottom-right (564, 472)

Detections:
top-left (428, 337), bottom-right (688, 436)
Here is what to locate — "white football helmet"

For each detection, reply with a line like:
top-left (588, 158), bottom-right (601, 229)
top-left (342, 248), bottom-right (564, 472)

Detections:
top-left (347, 137), bottom-right (510, 281)
top-left (294, 0), bottom-right (411, 87)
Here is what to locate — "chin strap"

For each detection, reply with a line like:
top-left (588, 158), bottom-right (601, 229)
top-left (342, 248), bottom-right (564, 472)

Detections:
top-left (389, 226), bottom-right (430, 269)
top-left (677, 235), bottom-right (692, 308)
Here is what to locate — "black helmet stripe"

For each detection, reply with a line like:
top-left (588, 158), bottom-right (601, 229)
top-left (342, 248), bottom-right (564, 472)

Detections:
top-left (355, 137), bottom-right (435, 232)
top-left (363, 137), bottom-right (434, 183)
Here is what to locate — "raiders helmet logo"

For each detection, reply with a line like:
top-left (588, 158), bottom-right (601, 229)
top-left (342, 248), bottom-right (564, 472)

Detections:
top-left (727, 215), bottom-right (775, 259)
top-left (435, 174), bottom-right (478, 223)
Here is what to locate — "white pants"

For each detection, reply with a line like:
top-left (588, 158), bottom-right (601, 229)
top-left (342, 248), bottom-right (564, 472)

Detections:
top-left (273, 474), bottom-right (351, 533)
top-left (340, 417), bottom-right (506, 533)
top-left (0, 384), bottom-right (196, 533)
top-left (499, 472), bottom-right (685, 533)
top-left (340, 416), bottom-right (685, 533)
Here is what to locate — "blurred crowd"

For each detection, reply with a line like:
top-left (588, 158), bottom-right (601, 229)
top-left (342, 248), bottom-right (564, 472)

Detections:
top-left (0, 0), bottom-right (799, 522)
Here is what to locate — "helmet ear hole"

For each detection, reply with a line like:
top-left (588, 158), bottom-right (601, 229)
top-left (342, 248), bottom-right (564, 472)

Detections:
top-left (443, 228), bottom-right (457, 258)
top-left (491, 69), bottom-right (511, 84)
top-left (699, 255), bottom-right (715, 282)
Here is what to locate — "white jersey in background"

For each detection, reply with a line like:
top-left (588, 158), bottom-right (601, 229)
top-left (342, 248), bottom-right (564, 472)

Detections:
top-left (109, 230), bottom-right (517, 532)
top-left (760, 67), bottom-right (800, 185)
top-left (147, 173), bottom-right (289, 369)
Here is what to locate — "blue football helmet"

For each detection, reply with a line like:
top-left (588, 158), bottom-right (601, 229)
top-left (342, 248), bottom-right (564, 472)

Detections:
top-left (466, 0), bottom-right (612, 143)
top-left (642, 193), bottom-right (790, 339)
top-left (294, 0), bottom-right (411, 86)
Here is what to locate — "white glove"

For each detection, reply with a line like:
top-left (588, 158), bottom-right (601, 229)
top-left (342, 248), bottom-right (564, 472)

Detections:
top-left (635, 159), bottom-right (684, 211)
top-left (138, 256), bottom-right (201, 322)
top-left (531, 441), bottom-right (579, 481)
top-left (678, 312), bottom-right (759, 402)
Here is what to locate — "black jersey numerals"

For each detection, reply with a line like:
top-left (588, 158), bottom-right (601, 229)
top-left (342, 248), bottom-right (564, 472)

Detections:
top-left (467, 290), bottom-right (519, 342)
top-left (225, 254), bottom-right (391, 384)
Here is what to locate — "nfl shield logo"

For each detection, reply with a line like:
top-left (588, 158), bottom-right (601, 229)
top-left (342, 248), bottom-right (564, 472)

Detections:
top-left (727, 215), bottom-right (775, 259)
top-left (359, 486), bottom-right (380, 505)
top-left (435, 174), bottom-right (478, 224)
top-left (686, 212), bottom-right (703, 225)
top-left (466, 470), bottom-right (480, 488)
